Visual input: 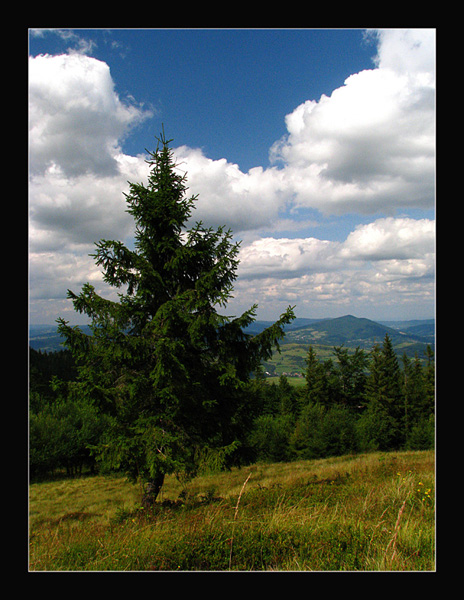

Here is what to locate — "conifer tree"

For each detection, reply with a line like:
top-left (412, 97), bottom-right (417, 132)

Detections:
top-left (57, 133), bottom-right (295, 501)
top-left (379, 334), bottom-right (403, 426)
top-left (332, 346), bottom-right (368, 408)
top-left (361, 335), bottom-right (403, 449)
top-left (304, 346), bottom-right (329, 405)
top-left (424, 345), bottom-right (435, 414)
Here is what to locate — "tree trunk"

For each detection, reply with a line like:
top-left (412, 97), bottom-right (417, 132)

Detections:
top-left (142, 472), bottom-right (165, 507)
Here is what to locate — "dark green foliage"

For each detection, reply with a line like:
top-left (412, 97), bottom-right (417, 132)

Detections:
top-left (30, 333), bottom-right (435, 478)
top-left (55, 133), bottom-right (295, 496)
top-left (361, 336), bottom-right (405, 449)
top-left (248, 414), bottom-right (295, 462)
top-left (303, 345), bottom-right (367, 409)
top-left (29, 348), bottom-right (77, 412)
top-left (291, 402), bottom-right (357, 459)
top-left (249, 336), bottom-right (434, 462)
top-left (29, 396), bottom-right (109, 479)
top-left (332, 346), bottom-right (368, 408)
top-left (29, 348), bottom-right (109, 479)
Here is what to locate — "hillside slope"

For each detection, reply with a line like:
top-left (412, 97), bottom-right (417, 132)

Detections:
top-left (29, 315), bottom-right (434, 355)
top-left (283, 314), bottom-right (431, 349)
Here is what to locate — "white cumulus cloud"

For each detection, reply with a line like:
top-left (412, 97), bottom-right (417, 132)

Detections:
top-left (29, 53), bottom-right (152, 178)
top-left (269, 29), bottom-right (435, 215)
top-left (28, 30), bottom-right (435, 323)
top-left (168, 29), bottom-right (435, 229)
top-left (231, 217), bottom-right (435, 319)
top-left (340, 217), bottom-right (435, 261)
top-left (173, 146), bottom-right (288, 231)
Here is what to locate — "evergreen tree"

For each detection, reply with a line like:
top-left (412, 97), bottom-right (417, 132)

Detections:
top-left (402, 353), bottom-right (428, 437)
top-left (358, 339), bottom-right (402, 450)
top-left (402, 346), bottom-right (435, 450)
top-left (277, 374), bottom-right (298, 418)
top-left (424, 345), bottom-right (435, 414)
top-left (304, 346), bottom-right (333, 406)
top-left (378, 334), bottom-right (403, 439)
top-left (57, 133), bottom-right (295, 501)
top-left (332, 346), bottom-right (368, 408)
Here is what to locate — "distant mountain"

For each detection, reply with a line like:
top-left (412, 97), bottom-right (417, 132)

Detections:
top-left (400, 323), bottom-right (435, 342)
top-left (29, 324), bottom-right (92, 353)
top-left (378, 319), bottom-right (435, 330)
top-left (244, 317), bottom-right (326, 336)
top-left (29, 316), bottom-right (434, 355)
top-left (282, 314), bottom-right (433, 357)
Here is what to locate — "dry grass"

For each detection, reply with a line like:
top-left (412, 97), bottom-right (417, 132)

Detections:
top-left (29, 450), bottom-right (435, 571)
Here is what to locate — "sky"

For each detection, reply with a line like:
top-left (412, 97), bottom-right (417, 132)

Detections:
top-left (29, 28), bottom-right (435, 325)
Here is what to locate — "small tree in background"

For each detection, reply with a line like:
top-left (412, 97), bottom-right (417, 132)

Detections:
top-left (58, 133), bottom-right (295, 502)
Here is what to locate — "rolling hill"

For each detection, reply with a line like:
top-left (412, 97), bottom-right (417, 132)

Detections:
top-left (262, 315), bottom-right (434, 377)
top-left (283, 314), bottom-right (429, 347)
top-left (29, 325), bottom-right (92, 353)
top-left (29, 315), bottom-right (434, 361)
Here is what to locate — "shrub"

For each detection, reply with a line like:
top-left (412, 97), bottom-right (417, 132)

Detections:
top-left (406, 415), bottom-right (434, 450)
top-left (290, 402), bottom-right (357, 459)
top-left (30, 399), bottom-right (109, 479)
top-left (249, 414), bottom-right (294, 462)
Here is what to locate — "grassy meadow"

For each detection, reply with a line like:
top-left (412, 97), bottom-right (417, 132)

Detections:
top-left (29, 450), bottom-right (435, 571)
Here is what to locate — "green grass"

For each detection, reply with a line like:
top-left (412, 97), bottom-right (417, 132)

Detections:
top-left (29, 450), bottom-right (435, 571)
top-left (263, 343), bottom-right (336, 377)
top-left (265, 376), bottom-right (307, 387)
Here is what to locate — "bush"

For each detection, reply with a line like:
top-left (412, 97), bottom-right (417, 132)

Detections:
top-left (355, 401), bottom-right (399, 452)
top-left (30, 399), bottom-right (108, 479)
top-left (290, 402), bottom-right (357, 459)
top-left (249, 414), bottom-right (294, 462)
top-left (406, 415), bottom-right (434, 450)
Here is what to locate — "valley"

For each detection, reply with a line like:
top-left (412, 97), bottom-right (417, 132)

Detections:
top-left (29, 314), bottom-right (435, 379)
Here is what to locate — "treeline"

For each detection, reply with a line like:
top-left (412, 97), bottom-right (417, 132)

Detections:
top-left (29, 333), bottom-right (435, 480)
top-left (30, 348), bottom-right (110, 479)
top-left (249, 335), bottom-right (435, 463)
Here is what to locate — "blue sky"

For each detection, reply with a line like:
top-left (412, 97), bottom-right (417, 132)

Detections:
top-left (30, 29), bottom-right (376, 172)
top-left (29, 29), bottom-right (435, 324)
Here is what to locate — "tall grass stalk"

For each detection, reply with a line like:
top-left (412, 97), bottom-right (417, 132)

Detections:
top-left (386, 494), bottom-right (409, 565)
top-left (229, 472), bottom-right (252, 570)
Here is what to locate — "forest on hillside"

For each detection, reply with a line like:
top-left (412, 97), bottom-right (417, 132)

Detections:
top-left (29, 333), bottom-right (435, 481)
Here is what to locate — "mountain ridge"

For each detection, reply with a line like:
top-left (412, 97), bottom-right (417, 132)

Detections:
top-left (29, 315), bottom-right (434, 353)
top-left (282, 314), bottom-right (434, 354)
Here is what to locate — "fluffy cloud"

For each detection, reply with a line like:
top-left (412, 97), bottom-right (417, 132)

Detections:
top-left (29, 154), bottom-right (150, 253)
top-left (168, 29), bottom-right (435, 228)
top-left (232, 217), bottom-right (435, 318)
top-left (373, 28), bottom-right (435, 75)
top-left (173, 146), bottom-right (288, 231)
top-left (29, 54), bottom-right (152, 178)
top-left (268, 29), bottom-right (435, 215)
top-left (238, 218), bottom-right (434, 278)
top-left (29, 53), bottom-right (153, 320)
top-left (29, 31), bottom-right (435, 323)
top-left (238, 237), bottom-right (340, 279)
top-left (340, 217), bottom-right (435, 261)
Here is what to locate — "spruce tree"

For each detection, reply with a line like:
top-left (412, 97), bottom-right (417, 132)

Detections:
top-left (357, 335), bottom-right (400, 450)
top-left (57, 133), bottom-right (295, 501)
top-left (332, 346), bottom-right (367, 408)
top-left (379, 334), bottom-right (403, 423)
top-left (424, 345), bottom-right (435, 414)
top-left (362, 335), bottom-right (403, 449)
top-left (304, 346), bottom-right (329, 405)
